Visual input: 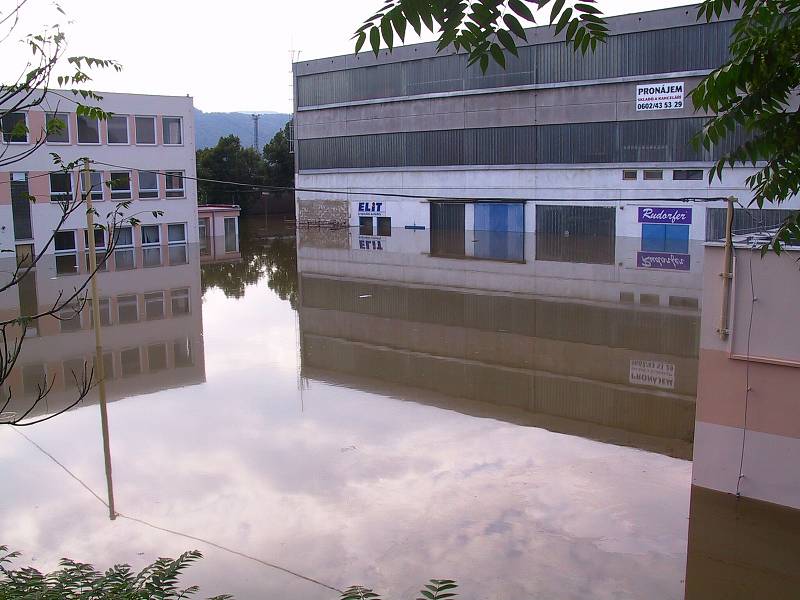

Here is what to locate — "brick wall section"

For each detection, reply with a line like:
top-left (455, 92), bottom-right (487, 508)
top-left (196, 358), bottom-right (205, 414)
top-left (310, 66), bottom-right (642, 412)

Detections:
top-left (298, 226), bottom-right (350, 249)
top-left (297, 199), bottom-right (348, 226)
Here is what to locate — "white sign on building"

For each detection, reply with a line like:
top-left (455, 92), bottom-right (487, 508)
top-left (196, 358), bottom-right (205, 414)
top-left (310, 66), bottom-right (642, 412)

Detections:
top-left (636, 82), bottom-right (684, 111)
top-left (629, 359), bottom-right (676, 390)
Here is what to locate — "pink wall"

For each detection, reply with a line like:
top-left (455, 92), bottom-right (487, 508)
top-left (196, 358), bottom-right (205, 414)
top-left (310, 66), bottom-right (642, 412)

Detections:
top-left (0, 171), bottom-right (10, 205)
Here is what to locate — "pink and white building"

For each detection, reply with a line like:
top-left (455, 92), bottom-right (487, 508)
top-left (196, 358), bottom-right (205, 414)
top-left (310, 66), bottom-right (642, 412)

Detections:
top-left (0, 91), bottom-right (198, 271)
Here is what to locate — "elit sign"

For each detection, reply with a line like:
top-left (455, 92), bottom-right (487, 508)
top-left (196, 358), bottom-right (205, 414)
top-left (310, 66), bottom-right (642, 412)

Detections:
top-left (636, 81), bottom-right (684, 111)
top-left (638, 207), bottom-right (692, 225)
top-left (356, 201), bottom-right (385, 216)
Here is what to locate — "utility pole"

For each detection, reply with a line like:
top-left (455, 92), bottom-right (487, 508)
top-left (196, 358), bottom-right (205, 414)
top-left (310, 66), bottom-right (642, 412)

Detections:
top-left (251, 113), bottom-right (260, 150)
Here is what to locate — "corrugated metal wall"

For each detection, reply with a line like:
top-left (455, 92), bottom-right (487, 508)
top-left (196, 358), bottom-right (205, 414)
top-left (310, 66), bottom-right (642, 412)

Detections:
top-left (298, 117), bottom-right (714, 170)
top-left (296, 21), bottom-right (735, 107)
top-left (705, 207), bottom-right (796, 241)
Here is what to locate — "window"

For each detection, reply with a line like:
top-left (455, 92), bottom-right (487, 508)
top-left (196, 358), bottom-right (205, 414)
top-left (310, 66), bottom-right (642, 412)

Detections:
top-left (138, 171), bottom-right (159, 199)
top-left (171, 288), bottom-right (190, 316)
top-left (359, 217), bottom-right (373, 235)
top-left (145, 291), bottom-right (165, 320)
top-left (640, 293), bottom-right (660, 306)
top-left (1, 112), bottom-right (28, 143)
top-left (49, 172), bottom-right (72, 202)
top-left (224, 217), bottom-right (238, 252)
top-left (90, 298), bottom-right (112, 327)
top-left (643, 169), bottom-right (663, 180)
top-left (377, 217), bottom-right (392, 237)
top-left (162, 117), bottom-right (182, 145)
top-left (120, 347), bottom-right (141, 377)
top-left (110, 171), bottom-right (131, 200)
top-left (15, 244), bottom-right (34, 268)
top-left (54, 230), bottom-right (77, 274)
top-left (117, 294), bottom-right (138, 324)
top-left (619, 291), bottom-right (635, 303)
top-left (113, 226), bottom-right (134, 270)
top-left (199, 218), bottom-right (210, 256)
top-left (143, 246), bottom-right (162, 268)
top-left (46, 112), bottom-right (70, 143)
top-left (83, 228), bottom-right (106, 249)
top-left (54, 230), bottom-right (76, 252)
top-left (622, 169), bottom-right (638, 180)
top-left (135, 116), bottom-right (156, 144)
top-left (77, 115), bottom-right (100, 144)
top-left (673, 169), bottom-right (703, 181)
top-left (112, 225), bottom-right (133, 247)
top-left (148, 344), bottom-right (168, 372)
top-left (80, 170), bottom-right (103, 201)
top-left (168, 223), bottom-right (186, 243)
top-left (22, 364), bottom-right (46, 398)
top-left (63, 358), bottom-right (87, 390)
top-left (107, 115), bottom-right (129, 144)
top-left (165, 171), bottom-right (184, 198)
top-left (141, 224), bottom-right (160, 245)
top-left (174, 338), bottom-right (193, 367)
top-left (169, 245), bottom-right (188, 265)
top-left (93, 352), bottom-right (114, 381)
top-left (641, 223), bottom-right (690, 254)
top-left (59, 303), bottom-right (82, 333)
top-left (669, 295), bottom-right (699, 309)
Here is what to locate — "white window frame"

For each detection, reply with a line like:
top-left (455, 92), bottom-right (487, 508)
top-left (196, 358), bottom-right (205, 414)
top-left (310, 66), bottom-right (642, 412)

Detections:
top-left (117, 294), bottom-right (139, 324)
top-left (170, 288), bottom-right (190, 316)
top-left (164, 171), bottom-right (185, 198)
top-left (49, 171), bottom-right (73, 203)
top-left (112, 225), bottom-right (134, 248)
top-left (144, 291), bottom-right (165, 321)
top-left (140, 224), bottom-right (161, 246)
top-left (76, 115), bottom-right (101, 145)
top-left (45, 112), bottom-right (70, 144)
top-left (109, 171), bottom-right (132, 200)
top-left (224, 217), bottom-right (239, 253)
top-left (137, 170), bottom-right (160, 199)
top-left (80, 170), bottom-right (103, 201)
top-left (167, 223), bottom-right (187, 245)
top-left (54, 230), bottom-right (77, 254)
top-left (106, 114), bottom-right (130, 145)
top-left (162, 116), bottom-right (183, 145)
top-left (2, 111), bottom-right (29, 144)
top-left (83, 227), bottom-right (106, 250)
top-left (134, 115), bottom-right (157, 145)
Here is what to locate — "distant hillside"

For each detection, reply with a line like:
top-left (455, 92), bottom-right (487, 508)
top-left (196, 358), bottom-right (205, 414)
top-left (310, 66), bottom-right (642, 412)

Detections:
top-left (194, 109), bottom-right (291, 150)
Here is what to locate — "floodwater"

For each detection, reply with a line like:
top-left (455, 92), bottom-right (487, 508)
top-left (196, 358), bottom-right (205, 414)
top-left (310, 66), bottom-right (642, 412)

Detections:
top-left (0, 217), bottom-right (796, 599)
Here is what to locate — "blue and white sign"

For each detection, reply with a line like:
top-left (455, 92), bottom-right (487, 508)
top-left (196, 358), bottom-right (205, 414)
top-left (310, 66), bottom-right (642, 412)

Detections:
top-left (356, 201), bottom-right (385, 216)
top-left (637, 251), bottom-right (691, 271)
top-left (638, 206), bottom-right (692, 225)
top-left (636, 82), bottom-right (684, 111)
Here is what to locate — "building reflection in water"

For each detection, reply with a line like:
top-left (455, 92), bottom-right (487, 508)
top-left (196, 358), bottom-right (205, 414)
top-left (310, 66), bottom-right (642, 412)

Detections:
top-left (298, 227), bottom-right (701, 458)
top-left (0, 243), bottom-right (205, 422)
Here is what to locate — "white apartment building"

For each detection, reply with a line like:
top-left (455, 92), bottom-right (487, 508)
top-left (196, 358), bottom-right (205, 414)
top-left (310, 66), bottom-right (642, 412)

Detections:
top-left (0, 91), bottom-right (198, 273)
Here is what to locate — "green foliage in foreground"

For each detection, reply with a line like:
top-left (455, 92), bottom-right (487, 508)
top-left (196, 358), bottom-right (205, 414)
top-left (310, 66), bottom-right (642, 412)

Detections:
top-left (0, 545), bottom-right (230, 600)
top-left (341, 579), bottom-right (458, 600)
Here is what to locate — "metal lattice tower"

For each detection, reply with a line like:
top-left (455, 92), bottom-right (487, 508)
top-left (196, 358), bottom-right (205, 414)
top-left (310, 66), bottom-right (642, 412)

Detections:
top-left (251, 113), bottom-right (260, 150)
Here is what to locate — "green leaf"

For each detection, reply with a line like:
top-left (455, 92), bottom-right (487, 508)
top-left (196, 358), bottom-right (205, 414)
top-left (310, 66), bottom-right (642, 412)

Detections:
top-left (370, 26), bottom-right (381, 56)
top-left (503, 13), bottom-right (527, 40)
top-left (550, 0), bottom-right (566, 24)
top-left (496, 29), bottom-right (519, 56)
top-left (489, 43), bottom-right (506, 68)
top-left (380, 16), bottom-right (394, 50)
top-left (509, 0), bottom-right (536, 22)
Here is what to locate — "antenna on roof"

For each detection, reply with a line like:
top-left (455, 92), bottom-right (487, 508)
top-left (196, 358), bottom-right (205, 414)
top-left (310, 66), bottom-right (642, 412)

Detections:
top-left (251, 113), bottom-right (260, 150)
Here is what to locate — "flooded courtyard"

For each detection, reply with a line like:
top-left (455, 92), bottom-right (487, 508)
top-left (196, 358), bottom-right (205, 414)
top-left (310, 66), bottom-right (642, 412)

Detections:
top-left (1, 217), bottom-right (798, 599)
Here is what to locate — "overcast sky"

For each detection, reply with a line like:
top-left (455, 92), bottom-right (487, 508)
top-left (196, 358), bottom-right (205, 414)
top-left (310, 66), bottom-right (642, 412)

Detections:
top-left (3, 0), bottom-right (696, 114)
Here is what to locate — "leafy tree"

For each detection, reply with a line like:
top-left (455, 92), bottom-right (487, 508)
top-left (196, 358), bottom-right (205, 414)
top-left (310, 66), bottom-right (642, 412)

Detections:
top-left (263, 121), bottom-right (294, 189)
top-left (356, 0), bottom-right (800, 250)
top-left (196, 135), bottom-right (267, 212)
top-left (0, 545), bottom-right (231, 599)
top-left (341, 579), bottom-right (458, 600)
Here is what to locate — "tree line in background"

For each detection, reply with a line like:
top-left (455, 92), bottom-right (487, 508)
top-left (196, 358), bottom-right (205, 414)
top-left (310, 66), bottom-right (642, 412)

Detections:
top-left (195, 122), bottom-right (294, 215)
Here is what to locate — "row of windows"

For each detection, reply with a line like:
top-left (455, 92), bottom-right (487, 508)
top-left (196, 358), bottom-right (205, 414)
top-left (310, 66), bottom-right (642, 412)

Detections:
top-left (622, 168), bottom-right (703, 181)
top-left (52, 223), bottom-right (188, 274)
top-left (296, 20), bottom-right (735, 107)
top-left (17, 337), bottom-right (195, 398)
top-left (1, 112), bottom-right (183, 145)
top-left (47, 169), bottom-right (185, 202)
top-left (58, 288), bottom-right (192, 334)
top-left (297, 117), bottom-right (740, 170)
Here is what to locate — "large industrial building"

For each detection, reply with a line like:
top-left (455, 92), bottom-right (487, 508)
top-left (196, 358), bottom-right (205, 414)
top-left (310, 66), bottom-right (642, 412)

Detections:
top-left (292, 5), bottom-right (797, 248)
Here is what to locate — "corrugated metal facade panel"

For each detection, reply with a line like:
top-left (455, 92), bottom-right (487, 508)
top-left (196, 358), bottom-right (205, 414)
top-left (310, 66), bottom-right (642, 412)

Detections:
top-left (705, 207), bottom-right (796, 241)
top-left (297, 117), bottom-right (717, 170)
top-left (296, 21), bottom-right (735, 107)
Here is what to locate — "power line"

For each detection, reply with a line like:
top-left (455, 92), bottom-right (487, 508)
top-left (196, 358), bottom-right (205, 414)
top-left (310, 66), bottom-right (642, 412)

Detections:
top-left (89, 160), bottom-right (734, 204)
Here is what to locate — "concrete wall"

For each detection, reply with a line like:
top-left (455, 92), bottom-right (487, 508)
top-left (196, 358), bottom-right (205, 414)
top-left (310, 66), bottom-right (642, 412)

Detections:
top-left (692, 244), bottom-right (800, 509)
